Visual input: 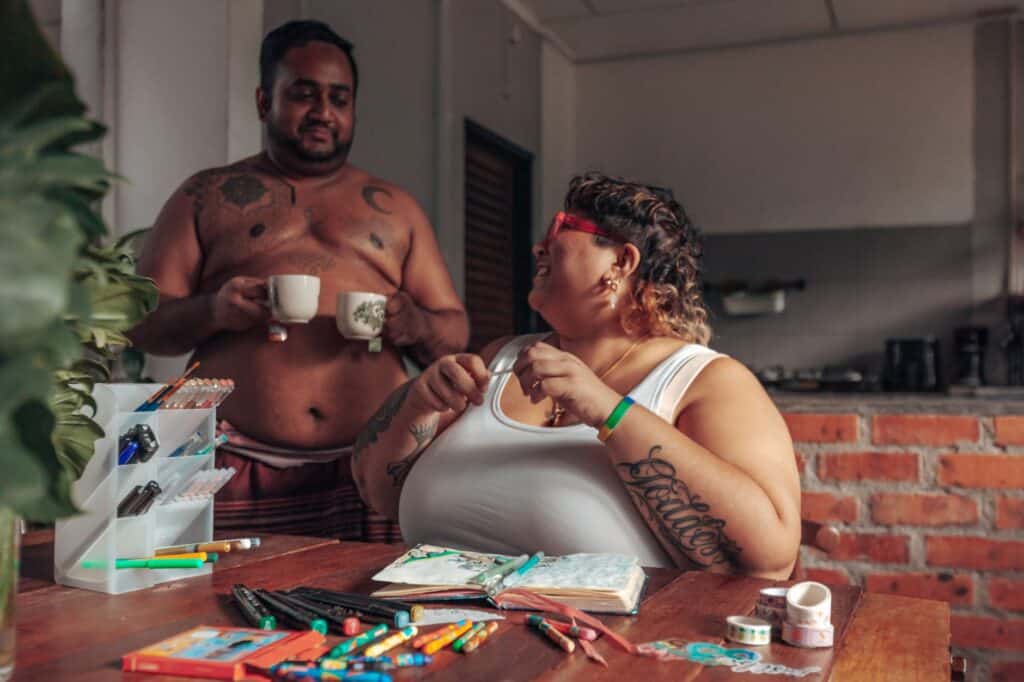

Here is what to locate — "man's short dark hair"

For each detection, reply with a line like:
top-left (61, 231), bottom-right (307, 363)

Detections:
top-left (260, 20), bottom-right (359, 95)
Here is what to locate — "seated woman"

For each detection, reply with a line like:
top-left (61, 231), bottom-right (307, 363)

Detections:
top-left (352, 173), bottom-right (801, 578)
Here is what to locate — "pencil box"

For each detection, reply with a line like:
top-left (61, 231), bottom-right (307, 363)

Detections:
top-left (121, 624), bottom-right (325, 681)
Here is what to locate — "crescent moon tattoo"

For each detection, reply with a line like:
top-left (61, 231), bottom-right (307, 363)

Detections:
top-left (362, 185), bottom-right (394, 214)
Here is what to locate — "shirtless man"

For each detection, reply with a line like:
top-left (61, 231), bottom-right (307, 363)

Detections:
top-left (129, 21), bottom-right (468, 540)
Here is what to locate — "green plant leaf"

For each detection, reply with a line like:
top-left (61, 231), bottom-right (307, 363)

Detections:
top-left (0, 198), bottom-right (82, 346)
top-left (45, 187), bottom-right (106, 240)
top-left (2, 152), bottom-right (112, 196)
top-left (0, 1), bottom-right (153, 522)
top-left (0, 400), bottom-right (77, 520)
top-left (0, 321), bottom-right (79, 414)
top-left (0, 115), bottom-right (92, 157)
top-left (0, 0), bottom-right (81, 122)
top-left (0, 82), bottom-right (69, 131)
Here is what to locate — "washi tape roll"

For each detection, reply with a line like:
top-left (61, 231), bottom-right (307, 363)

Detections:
top-left (725, 615), bottom-right (772, 646)
top-left (758, 586), bottom-right (789, 610)
top-left (785, 581), bottom-right (832, 627)
top-left (754, 603), bottom-right (785, 636)
top-left (782, 620), bottom-right (834, 648)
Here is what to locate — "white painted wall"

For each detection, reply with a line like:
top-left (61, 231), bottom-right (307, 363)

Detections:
top-left (576, 24), bottom-right (976, 234)
top-left (112, 0), bottom-right (264, 379)
top-left (540, 40), bottom-right (576, 241)
top-left (115, 0), bottom-right (228, 232)
top-left (445, 0), bottom-right (542, 293)
top-left (227, 0), bottom-right (264, 162)
top-left (300, 0), bottom-right (438, 220)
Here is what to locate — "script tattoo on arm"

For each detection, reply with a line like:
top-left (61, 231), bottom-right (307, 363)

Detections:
top-left (386, 419), bottom-right (438, 487)
top-left (617, 445), bottom-right (742, 568)
top-left (353, 381), bottom-right (413, 466)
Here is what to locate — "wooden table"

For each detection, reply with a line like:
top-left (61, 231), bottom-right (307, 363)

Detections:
top-left (14, 536), bottom-right (950, 681)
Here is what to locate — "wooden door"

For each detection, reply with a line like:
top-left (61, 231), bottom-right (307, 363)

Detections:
top-left (463, 120), bottom-right (534, 352)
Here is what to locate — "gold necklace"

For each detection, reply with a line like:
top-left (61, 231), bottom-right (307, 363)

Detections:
top-left (546, 336), bottom-right (649, 426)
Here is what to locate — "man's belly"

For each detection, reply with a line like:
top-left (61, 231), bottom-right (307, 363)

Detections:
top-left (192, 317), bottom-right (409, 449)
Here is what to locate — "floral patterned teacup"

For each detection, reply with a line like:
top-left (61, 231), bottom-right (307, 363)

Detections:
top-left (336, 291), bottom-right (387, 340)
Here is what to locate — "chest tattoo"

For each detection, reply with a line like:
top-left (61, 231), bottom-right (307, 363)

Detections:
top-left (362, 185), bottom-right (394, 214)
top-left (220, 175), bottom-right (268, 210)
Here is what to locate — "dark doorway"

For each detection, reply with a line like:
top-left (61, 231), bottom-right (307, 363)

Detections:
top-left (463, 119), bottom-right (534, 352)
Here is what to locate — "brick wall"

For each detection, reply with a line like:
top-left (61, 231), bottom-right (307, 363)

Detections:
top-left (785, 409), bottom-right (1024, 681)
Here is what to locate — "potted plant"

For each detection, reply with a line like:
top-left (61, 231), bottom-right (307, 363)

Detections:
top-left (0, 1), bottom-right (157, 676)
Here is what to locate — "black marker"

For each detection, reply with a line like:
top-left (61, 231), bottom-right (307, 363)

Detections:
top-left (253, 589), bottom-right (327, 634)
top-left (117, 485), bottom-right (143, 517)
top-left (231, 584), bottom-right (276, 629)
top-left (279, 592), bottom-right (366, 633)
top-left (124, 481), bottom-right (161, 516)
top-left (293, 591), bottom-right (394, 626)
top-left (294, 588), bottom-right (410, 627)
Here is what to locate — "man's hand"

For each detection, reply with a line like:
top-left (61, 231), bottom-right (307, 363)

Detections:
top-left (383, 291), bottom-right (428, 347)
top-left (211, 276), bottom-right (270, 332)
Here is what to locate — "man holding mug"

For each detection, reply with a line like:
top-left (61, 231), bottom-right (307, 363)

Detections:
top-left (129, 21), bottom-right (469, 541)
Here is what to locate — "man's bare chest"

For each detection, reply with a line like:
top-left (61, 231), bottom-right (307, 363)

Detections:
top-left (192, 170), bottom-right (409, 283)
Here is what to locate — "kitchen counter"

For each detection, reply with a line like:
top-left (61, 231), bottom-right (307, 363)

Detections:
top-left (769, 389), bottom-right (1024, 414)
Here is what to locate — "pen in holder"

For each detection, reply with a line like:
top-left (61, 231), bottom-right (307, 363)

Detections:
top-left (118, 424), bottom-right (159, 465)
top-left (55, 382), bottom-right (221, 594)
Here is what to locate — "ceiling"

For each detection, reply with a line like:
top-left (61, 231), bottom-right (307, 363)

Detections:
top-left (513, 0), bottom-right (1021, 62)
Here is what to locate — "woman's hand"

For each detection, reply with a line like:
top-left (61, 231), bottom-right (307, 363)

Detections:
top-left (411, 353), bottom-right (491, 413)
top-left (512, 341), bottom-right (623, 428)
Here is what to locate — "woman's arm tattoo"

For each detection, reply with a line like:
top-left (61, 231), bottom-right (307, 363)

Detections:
top-left (353, 381), bottom-right (413, 465)
top-left (617, 445), bottom-right (742, 566)
top-left (387, 419), bottom-right (438, 487)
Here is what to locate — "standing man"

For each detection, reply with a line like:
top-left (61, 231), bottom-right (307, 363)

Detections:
top-left (129, 21), bottom-right (469, 540)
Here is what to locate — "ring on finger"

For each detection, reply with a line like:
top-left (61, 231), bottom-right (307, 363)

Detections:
top-left (530, 379), bottom-right (541, 390)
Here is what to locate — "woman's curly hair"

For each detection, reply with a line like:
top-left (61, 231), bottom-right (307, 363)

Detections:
top-left (564, 172), bottom-right (711, 345)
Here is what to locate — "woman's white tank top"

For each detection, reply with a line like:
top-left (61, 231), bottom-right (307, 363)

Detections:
top-left (399, 334), bottom-right (725, 568)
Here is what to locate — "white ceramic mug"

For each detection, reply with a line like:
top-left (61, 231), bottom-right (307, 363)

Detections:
top-left (336, 291), bottom-right (387, 340)
top-left (268, 275), bottom-right (320, 323)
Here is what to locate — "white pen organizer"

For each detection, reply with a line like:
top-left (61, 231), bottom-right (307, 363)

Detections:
top-left (54, 383), bottom-right (234, 594)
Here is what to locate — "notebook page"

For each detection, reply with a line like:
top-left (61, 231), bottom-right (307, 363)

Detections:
top-left (501, 554), bottom-right (639, 592)
top-left (372, 544), bottom-right (512, 586)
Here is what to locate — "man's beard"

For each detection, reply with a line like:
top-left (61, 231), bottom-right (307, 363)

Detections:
top-left (266, 119), bottom-right (352, 164)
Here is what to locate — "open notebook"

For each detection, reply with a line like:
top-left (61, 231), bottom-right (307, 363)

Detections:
top-left (371, 544), bottom-right (647, 615)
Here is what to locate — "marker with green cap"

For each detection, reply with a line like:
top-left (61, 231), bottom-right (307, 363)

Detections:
top-left (325, 623), bottom-right (389, 659)
top-left (253, 589), bottom-right (328, 635)
top-left (82, 558), bottom-right (204, 569)
top-left (232, 584), bottom-right (277, 630)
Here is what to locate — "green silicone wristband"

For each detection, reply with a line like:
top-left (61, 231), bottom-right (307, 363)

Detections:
top-left (603, 396), bottom-right (635, 430)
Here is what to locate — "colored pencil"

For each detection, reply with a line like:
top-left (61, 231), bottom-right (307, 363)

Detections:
top-left (451, 623), bottom-right (485, 652)
top-left (530, 616), bottom-right (575, 653)
top-left (460, 621), bottom-right (499, 653)
top-left (411, 620), bottom-right (467, 649)
top-left (422, 621), bottom-right (474, 655)
top-left (137, 361), bottom-right (199, 410)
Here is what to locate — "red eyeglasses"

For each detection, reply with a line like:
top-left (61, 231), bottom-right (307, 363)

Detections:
top-left (543, 211), bottom-right (629, 246)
